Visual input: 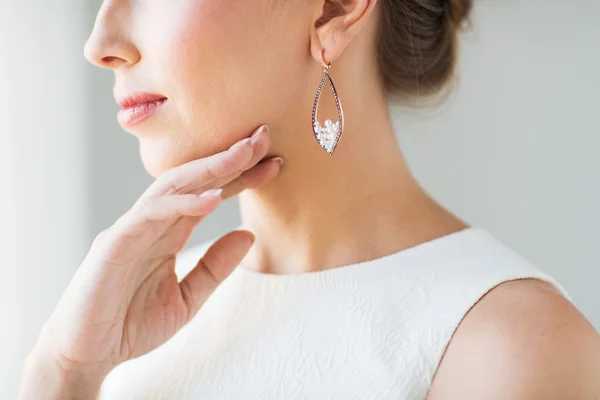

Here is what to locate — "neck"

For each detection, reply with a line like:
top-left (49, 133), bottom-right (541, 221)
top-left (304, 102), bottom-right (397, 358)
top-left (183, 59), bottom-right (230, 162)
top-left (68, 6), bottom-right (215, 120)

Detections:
top-left (238, 52), bottom-right (466, 275)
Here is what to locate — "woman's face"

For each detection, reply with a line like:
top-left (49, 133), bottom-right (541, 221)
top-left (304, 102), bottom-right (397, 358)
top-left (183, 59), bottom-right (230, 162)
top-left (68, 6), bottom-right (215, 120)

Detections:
top-left (85, 0), bottom-right (312, 177)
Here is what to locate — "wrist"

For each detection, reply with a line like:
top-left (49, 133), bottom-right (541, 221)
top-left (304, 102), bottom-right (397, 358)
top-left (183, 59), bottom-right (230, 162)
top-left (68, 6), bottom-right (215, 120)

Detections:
top-left (19, 346), bottom-right (111, 400)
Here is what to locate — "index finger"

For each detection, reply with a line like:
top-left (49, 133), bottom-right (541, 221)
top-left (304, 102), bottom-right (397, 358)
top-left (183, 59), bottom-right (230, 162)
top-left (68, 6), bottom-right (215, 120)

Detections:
top-left (141, 125), bottom-right (266, 198)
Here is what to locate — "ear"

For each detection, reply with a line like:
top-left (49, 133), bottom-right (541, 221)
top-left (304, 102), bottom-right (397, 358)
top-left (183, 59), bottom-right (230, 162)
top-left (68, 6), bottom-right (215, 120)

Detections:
top-left (310, 0), bottom-right (379, 66)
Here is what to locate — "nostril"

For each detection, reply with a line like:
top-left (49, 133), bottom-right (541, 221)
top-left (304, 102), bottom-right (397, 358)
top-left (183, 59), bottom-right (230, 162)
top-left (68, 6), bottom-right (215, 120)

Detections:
top-left (102, 56), bottom-right (122, 65)
top-left (98, 55), bottom-right (129, 69)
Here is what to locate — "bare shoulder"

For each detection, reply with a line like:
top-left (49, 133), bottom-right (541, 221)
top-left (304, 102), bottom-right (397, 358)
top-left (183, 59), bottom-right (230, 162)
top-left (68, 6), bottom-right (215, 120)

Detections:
top-left (427, 278), bottom-right (600, 400)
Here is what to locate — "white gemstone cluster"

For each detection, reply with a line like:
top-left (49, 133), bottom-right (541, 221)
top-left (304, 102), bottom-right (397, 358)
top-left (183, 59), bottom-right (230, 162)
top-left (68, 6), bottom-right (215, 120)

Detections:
top-left (313, 119), bottom-right (341, 153)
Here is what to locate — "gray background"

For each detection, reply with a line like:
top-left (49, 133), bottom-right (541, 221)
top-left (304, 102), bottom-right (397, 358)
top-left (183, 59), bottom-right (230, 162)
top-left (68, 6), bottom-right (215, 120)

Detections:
top-left (1, 1), bottom-right (598, 398)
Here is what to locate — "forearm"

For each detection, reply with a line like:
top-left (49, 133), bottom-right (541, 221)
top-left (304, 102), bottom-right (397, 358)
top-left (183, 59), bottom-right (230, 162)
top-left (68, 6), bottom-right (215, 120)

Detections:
top-left (18, 348), bottom-right (109, 400)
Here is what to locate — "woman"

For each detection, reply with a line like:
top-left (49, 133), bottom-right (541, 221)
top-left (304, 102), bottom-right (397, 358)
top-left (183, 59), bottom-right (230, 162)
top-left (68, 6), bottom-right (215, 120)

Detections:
top-left (19, 0), bottom-right (600, 399)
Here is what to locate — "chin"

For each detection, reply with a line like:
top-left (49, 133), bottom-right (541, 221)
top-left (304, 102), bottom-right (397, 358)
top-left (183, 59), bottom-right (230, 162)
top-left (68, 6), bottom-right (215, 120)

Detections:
top-left (136, 124), bottom-right (240, 179)
top-left (140, 153), bottom-right (173, 179)
top-left (138, 140), bottom-right (191, 179)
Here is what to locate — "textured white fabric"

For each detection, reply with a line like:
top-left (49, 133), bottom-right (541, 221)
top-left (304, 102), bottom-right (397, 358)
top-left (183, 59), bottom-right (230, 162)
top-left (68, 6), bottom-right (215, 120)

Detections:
top-left (99, 226), bottom-right (572, 400)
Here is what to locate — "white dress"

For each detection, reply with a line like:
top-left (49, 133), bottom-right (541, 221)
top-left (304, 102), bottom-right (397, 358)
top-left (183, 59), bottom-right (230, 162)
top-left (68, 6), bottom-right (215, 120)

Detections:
top-left (98, 226), bottom-right (571, 400)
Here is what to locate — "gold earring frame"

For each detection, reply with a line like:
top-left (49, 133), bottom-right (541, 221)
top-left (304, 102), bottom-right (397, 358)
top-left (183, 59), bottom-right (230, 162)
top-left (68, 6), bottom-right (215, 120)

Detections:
top-left (311, 48), bottom-right (345, 155)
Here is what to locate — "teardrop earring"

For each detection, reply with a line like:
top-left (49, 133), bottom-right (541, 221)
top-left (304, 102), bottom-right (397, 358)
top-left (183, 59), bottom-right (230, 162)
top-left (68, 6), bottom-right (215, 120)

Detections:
top-left (312, 48), bottom-right (344, 156)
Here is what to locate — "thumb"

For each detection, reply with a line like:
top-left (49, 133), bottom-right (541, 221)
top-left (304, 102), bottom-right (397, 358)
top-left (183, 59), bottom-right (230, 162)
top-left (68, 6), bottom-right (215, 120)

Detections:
top-left (179, 229), bottom-right (255, 322)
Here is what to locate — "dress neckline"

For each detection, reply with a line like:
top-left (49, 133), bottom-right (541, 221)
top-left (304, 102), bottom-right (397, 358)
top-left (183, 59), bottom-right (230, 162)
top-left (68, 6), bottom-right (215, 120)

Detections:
top-left (232, 225), bottom-right (483, 281)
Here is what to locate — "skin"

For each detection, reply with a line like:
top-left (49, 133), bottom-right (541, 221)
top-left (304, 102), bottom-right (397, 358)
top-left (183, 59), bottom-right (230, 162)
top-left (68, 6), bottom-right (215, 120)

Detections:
top-left (18, 0), bottom-right (600, 398)
top-left (19, 127), bottom-right (284, 399)
top-left (427, 279), bottom-right (600, 399)
top-left (84, 0), bottom-right (467, 276)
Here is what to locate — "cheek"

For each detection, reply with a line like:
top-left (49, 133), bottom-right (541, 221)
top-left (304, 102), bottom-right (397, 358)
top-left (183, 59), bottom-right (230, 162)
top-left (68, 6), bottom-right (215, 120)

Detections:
top-left (139, 0), bottom-right (307, 173)
top-left (162, 0), bottom-right (272, 146)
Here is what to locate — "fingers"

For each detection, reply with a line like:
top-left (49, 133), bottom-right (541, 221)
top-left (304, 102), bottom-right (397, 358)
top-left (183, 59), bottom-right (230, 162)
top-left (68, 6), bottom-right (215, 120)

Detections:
top-left (220, 157), bottom-right (283, 200)
top-left (149, 156), bottom-right (281, 257)
top-left (201, 126), bottom-right (272, 191)
top-left (111, 190), bottom-right (224, 240)
top-left (100, 124), bottom-right (281, 259)
top-left (141, 125), bottom-right (270, 199)
top-left (179, 230), bottom-right (255, 322)
top-left (245, 124), bottom-right (271, 168)
top-left (140, 191), bottom-right (224, 221)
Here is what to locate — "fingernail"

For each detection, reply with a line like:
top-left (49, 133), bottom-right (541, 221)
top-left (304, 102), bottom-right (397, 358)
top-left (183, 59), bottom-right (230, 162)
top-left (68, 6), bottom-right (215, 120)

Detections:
top-left (271, 157), bottom-right (284, 167)
top-left (199, 188), bottom-right (223, 198)
top-left (251, 125), bottom-right (269, 144)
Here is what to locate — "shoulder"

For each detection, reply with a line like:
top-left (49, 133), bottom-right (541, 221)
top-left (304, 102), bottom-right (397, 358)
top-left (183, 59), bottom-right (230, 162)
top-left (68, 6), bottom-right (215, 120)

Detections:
top-left (427, 278), bottom-right (600, 400)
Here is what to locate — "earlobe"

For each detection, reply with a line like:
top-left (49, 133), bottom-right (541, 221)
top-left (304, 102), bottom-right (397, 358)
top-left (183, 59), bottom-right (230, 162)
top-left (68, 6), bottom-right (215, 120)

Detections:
top-left (310, 26), bottom-right (345, 67)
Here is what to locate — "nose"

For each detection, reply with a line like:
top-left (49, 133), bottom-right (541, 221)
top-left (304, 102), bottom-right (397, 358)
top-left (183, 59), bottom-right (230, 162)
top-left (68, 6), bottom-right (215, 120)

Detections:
top-left (83, 3), bottom-right (140, 69)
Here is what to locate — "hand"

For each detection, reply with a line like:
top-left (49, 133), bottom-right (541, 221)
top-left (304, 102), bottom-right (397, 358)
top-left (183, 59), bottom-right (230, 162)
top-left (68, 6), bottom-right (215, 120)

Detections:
top-left (32, 124), bottom-right (280, 377)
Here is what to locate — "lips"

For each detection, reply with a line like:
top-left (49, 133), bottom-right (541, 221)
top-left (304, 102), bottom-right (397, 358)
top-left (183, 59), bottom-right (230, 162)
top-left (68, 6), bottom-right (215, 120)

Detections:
top-left (116, 93), bottom-right (168, 128)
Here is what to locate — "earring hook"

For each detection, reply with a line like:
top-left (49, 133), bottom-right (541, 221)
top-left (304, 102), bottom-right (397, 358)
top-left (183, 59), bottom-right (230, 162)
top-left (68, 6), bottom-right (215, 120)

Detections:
top-left (320, 48), bottom-right (332, 72)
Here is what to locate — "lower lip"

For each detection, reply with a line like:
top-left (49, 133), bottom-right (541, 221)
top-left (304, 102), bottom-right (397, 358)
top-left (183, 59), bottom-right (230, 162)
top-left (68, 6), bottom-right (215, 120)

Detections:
top-left (117, 98), bottom-right (167, 128)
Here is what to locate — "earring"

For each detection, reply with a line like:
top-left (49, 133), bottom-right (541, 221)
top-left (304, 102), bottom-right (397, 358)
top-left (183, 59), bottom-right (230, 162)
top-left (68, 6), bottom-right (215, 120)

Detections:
top-left (312, 48), bottom-right (344, 155)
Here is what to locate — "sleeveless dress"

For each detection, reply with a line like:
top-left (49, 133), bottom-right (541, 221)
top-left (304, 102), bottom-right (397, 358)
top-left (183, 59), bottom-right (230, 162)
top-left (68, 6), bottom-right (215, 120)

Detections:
top-left (98, 226), bottom-right (572, 400)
